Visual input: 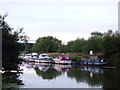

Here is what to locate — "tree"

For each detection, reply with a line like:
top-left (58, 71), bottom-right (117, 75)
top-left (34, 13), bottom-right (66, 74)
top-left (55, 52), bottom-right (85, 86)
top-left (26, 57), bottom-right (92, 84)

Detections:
top-left (18, 31), bottom-right (31, 54)
top-left (1, 14), bottom-right (23, 71)
top-left (65, 41), bottom-right (74, 53)
top-left (32, 36), bottom-right (61, 53)
top-left (91, 31), bottom-right (103, 37)
top-left (103, 30), bottom-right (120, 56)
top-left (70, 39), bottom-right (85, 53)
top-left (103, 30), bottom-right (120, 67)
top-left (82, 40), bottom-right (90, 53)
top-left (57, 44), bottom-right (65, 53)
top-left (87, 37), bottom-right (104, 53)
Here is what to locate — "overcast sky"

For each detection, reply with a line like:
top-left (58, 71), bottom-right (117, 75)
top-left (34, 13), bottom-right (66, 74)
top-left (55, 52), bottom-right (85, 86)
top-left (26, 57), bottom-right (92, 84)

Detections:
top-left (0, 0), bottom-right (119, 43)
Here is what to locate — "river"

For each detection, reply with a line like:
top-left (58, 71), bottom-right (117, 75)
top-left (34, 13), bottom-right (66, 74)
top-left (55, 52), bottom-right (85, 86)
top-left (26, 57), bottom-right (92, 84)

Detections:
top-left (2, 61), bottom-right (120, 89)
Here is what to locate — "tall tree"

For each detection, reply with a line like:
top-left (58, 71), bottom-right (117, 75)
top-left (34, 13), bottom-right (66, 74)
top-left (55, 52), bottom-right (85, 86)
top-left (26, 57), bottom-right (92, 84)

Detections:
top-left (103, 31), bottom-right (120, 67)
top-left (87, 37), bottom-right (104, 53)
top-left (70, 39), bottom-right (85, 53)
top-left (1, 14), bottom-right (23, 71)
top-left (32, 36), bottom-right (61, 53)
top-left (57, 44), bottom-right (65, 53)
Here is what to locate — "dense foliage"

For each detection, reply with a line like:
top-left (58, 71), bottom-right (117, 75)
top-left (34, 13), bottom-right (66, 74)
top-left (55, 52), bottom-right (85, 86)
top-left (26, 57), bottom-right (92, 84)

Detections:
top-left (1, 14), bottom-right (23, 71)
top-left (32, 36), bottom-right (61, 53)
top-left (57, 32), bottom-right (104, 53)
top-left (23, 43), bottom-right (33, 53)
top-left (103, 31), bottom-right (120, 67)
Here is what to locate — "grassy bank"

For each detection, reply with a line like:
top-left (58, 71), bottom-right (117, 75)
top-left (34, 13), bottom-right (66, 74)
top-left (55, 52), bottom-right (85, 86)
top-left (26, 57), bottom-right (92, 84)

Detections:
top-left (46, 52), bottom-right (103, 63)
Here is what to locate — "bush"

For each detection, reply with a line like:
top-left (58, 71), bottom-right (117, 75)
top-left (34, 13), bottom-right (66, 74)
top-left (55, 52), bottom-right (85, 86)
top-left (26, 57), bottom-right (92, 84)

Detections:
top-left (70, 56), bottom-right (81, 63)
top-left (108, 53), bottom-right (120, 68)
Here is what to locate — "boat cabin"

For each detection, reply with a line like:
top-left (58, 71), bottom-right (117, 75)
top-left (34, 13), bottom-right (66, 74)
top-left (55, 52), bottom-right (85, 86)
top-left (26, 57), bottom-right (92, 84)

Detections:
top-left (80, 58), bottom-right (107, 65)
top-left (53, 56), bottom-right (72, 64)
top-left (60, 56), bottom-right (71, 60)
top-left (38, 53), bottom-right (52, 60)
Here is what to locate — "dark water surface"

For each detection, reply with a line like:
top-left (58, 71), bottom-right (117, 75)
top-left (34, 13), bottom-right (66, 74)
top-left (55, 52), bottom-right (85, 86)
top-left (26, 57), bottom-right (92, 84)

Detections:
top-left (2, 61), bottom-right (120, 89)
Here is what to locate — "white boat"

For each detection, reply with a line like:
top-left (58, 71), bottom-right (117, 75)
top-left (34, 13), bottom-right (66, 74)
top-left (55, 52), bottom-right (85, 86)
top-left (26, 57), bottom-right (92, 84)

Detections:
top-left (32, 52), bottom-right (38, 59)
top-left (23, 54), bottom-right (33, 61)
top-left (35, 53), bottom-right (53, 63)
top-left (53, 56), bottom-right (72, 64)
top-left (23, 53), bottom-right (38, 62)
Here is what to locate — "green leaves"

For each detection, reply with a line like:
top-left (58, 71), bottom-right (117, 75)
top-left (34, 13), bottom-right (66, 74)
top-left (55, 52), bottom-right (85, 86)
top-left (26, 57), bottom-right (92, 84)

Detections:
top-left (1, 14), bottom-right (23, 71)
top-left (32, 36), bottom-right (61, 53)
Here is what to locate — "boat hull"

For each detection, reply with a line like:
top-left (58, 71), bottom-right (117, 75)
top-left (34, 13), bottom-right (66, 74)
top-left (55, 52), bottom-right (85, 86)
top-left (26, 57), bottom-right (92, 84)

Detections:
top-left (53, 59), bottom-right (72, 64)
top-left (80, 58), bottom-right (107, 66)
top-left (35, 58), bottom-right (54, 63)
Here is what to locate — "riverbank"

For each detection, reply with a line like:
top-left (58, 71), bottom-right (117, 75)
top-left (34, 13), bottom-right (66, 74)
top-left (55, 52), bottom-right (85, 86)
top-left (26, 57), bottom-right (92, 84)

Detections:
top-left (46, 52), bottom-right (103, 57)
top-left (46, 52), bottom-right (103, 63)
top-left (46, 53), bottom-right (120, 68)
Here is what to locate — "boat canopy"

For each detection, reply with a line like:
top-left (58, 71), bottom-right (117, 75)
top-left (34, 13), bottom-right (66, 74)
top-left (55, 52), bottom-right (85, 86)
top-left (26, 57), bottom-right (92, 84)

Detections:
top-left (25, 54), bottom-right (32, 56)
top-left (60, 56), bottom-right (71, 60)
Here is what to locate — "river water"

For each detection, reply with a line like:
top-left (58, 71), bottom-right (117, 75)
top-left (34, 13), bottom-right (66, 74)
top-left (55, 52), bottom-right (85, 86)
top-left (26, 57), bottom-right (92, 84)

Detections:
top-left (2, 61), bottom-right (120, 89)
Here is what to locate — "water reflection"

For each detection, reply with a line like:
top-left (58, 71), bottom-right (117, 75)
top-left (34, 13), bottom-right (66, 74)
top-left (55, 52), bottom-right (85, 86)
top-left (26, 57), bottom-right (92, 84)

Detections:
top-left (102, 68), bottom-right (120, 88)
top-left (54, 64), bottom-right (71, 72)
top-left (67, 66), bottom-right (120, 88)
top-left (2, 72), bottom-right (23, 88)
top-left (2, 61), bottom-right (120, 88)
top-left (34, 63), bottom-right (62, 80)
top-left (22, 62), bottom-right (120, 88)
top-left (80, 66), bottom-right (106, 74)
top-left (67, 66), bottom-right (104, 87)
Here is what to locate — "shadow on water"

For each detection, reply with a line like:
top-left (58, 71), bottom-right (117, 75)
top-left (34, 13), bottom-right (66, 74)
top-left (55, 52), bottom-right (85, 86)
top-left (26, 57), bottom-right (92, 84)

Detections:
top-left (2, 72), bottom-right (24, 89)
top-left (2, 61), bottom-right (120, 89)
top-left (67, 65), bottom-right (120, 89)
top-left (31, 62), bottom-right (120, 88)
top-left (34, 64), bottom-right (62, 80)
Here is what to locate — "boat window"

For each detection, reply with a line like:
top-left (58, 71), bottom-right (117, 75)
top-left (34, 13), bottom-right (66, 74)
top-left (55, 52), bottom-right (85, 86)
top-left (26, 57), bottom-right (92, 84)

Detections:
top-left (41, 55), bottom-right (47, 57)
top-left (94, 59), bottom-right (99, 63)
top-left (64, 57), bottom-right (70, 59)
top-left (26, 55), bottom-right (32, 56)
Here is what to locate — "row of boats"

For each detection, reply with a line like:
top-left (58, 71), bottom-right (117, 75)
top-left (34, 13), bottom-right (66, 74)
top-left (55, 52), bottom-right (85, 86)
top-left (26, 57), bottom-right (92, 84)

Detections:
top-left (19, 53), bottom-right (107, 65)
top-left (21, 53), bottom-right (72, 64)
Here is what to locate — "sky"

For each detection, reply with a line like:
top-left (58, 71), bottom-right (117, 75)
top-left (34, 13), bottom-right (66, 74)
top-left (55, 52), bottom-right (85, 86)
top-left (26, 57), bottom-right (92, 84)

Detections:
top-left (0, 0), bottom-right (119, 44)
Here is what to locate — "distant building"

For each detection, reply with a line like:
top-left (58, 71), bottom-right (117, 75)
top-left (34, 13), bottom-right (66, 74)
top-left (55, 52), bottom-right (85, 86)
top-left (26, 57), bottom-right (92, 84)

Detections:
top-left (18, 40), bottom-right (36, 43)
top-left (28, 40), bottom-right (36, 43)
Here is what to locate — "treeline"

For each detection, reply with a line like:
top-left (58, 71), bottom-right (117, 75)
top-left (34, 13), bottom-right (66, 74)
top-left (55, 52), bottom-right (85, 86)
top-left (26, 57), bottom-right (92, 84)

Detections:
top-left (31, 30), bottom-right (120, 67)
top-left (57, 30), bottom-right (120, 54)
top-left (32, 30), bottom-right (120, 54)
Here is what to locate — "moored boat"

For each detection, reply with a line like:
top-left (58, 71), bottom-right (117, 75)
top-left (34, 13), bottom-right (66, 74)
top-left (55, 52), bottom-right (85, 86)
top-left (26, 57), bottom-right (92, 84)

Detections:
top-left (23, 53), bottom-right (38, 62)
top-left (80, 58), bottom-right (107, 66)
top-left (23, 54), bottom-right (33, 61)
top-left (53, 56), bottom-right (72, 64)
top-left (31, 52), bottom-right (38, 59)
top-left (35, 53), bottom-right (53, 63)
